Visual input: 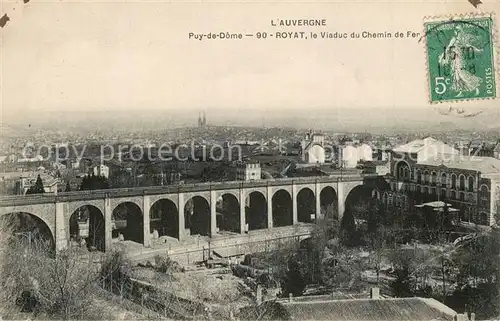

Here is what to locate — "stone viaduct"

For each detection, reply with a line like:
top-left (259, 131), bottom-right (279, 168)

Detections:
top-left (0, 174), bottom-right (379, 252)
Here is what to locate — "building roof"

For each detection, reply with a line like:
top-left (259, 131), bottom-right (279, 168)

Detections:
top-left (415, 201), bottom-right (452, 208)
top-left (280, 297), bottom-right (456, 321)
top-left (365, 160), bottom-right (389, 166)
top-left (468, 140), bottom-right (483, 148)
top-left (23, 174), bottom-right (59, 188)
top-left (251, 144), bottom-right (279, 156)
top-left (469, 141), bottom-right (497, 150)
top-left (393, 137), bottom-right (458, 155)
top-left (304, 142), bottom-right (324, 152)
top-left (418, 156), bottom-right (500, 174)
top-left (415, 202), bottom-right (460, 212)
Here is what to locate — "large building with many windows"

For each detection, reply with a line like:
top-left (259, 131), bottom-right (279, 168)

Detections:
top-left (383, 137), bottom-right (500, 226)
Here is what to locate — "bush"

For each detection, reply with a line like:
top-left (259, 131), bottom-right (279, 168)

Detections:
top-left (391, 268), bottom-right (413, 298)
top-left (100, 250), bottom-right (131, 290)
top-left (0, 238), bottom-right (106, 320)
top-left (280, 258), bottom-right (307, 297)
top-left (153, 255), bottom-right (181, 273)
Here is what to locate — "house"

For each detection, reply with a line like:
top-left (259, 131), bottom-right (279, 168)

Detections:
top-left (15, 173), bottom-right (60, 195)
top-left (361, 160), bottom-right (390, 176)
top-left (338, 143), bottom-right (374, 169)
top-left (468, 141), bottom-right (496, 157)
top-left (372, 147), bottom-right (392, 162)
top-left (392, 137), bottom-right (459, 164)
top-left (280, 297), bottom-right (457, 321)
top-left (455, 141), bottom-right (470, 156)
top-left (341, 145), bottom-right (358, 168)
top-left (6, 154), bottom-right (18, 163)
top-left (281, 142), bottom-right (301, 156)
top-left (386, 137), bottom-right (500, 226)
top-left (17, 155), bottom-right (44, 163)
top-left (493, 142), bottom-right (500, 159)
top-left (300, 131), bottom-right (326, 164)
top-left (237, 288), bottom-right (459, 321)
top-left (235, 161), bottom-right (261, 181)
top-left (93, 164), bottom-right (110, 178)
top-left (357, 144), bottom-right (373, 162)
top-left (70, 158), bottom-right (82, 170)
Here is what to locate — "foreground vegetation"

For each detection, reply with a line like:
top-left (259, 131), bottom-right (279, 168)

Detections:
top-left (1, 192), bottom-right (499, 320)
top-left (0, 225), bottom-right (163, 320)
top-left (267, 195), bottom-right (500, 320)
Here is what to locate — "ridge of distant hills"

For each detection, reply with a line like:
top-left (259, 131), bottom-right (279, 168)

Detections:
top-left (1, 106), bottom-right (499, 135)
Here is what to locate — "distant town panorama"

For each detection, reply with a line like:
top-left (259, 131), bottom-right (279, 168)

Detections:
top-left (1, 123), bottom-right (500, 321)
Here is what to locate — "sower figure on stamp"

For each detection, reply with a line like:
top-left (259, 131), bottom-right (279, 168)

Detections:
top-left (439, 25), bottom-right (483, 98)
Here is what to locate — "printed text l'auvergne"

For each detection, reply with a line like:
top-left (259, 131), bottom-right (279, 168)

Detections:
top-left (270, 19), bottom-right (327, 27)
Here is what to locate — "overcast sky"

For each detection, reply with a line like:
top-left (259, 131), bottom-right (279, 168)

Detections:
top-left (1, 0), bottom-right (498, 122)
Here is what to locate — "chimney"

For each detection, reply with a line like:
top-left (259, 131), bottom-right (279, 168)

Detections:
top-left (370, 287), bottom-right (380, 299)
top-left (454, 314), bottom-right (468, 321)
top-left (256, 285), bottom-right (262, 305)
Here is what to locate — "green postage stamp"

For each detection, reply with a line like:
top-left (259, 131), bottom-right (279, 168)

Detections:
top-left (424, 14), bottom-right (497, 103)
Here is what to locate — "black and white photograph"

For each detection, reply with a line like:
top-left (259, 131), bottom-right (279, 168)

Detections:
top-left (0, 0), bottom-right (499, 320)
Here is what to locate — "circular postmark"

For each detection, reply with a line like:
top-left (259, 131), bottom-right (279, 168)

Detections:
top-left (422, 19), bottom-right (491, 51)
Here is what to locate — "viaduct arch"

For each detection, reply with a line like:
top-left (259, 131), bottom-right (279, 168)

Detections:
top-left (0, 176), bottom-right (376, 252)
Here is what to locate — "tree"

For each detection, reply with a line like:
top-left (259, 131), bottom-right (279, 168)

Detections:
top-left (366, 223), bottom-right (387, 284)
top-left (108, 168), bottom-right (135, 188)
top-left (321, 245), bottom-right (363, 290)
top-left (439, 203), bottom-right (453, 231)
top-left (378, 198), bottom-right (388, 226)
top-left (367, 198), bottom-right (381, 234)
top-left (297, 222), bottom-right (332, 284)
top-left (366, 198), bottom-right (388, 248)
top-left (494, 188), bottom-right (500, 227)
top-left (79, 173), bottom-right (110, 191)
top-left (369, 245), bottom-right (385, 285)
top-left (341, 208), bottom-right (356, 233)
top-left (0, 235), bottom-right (110, 320)
top-left (453, 232), bottom-right (500, 287)
top-left (450, 230), bottom-right (500, 319)
top-left (26, 175), bottom-right (45, 194)
top-left (388, 248), bottom-right (416, 297)
top-left (391, 266), bottom-right (413, 297)
top-left (99, 250), bottom-right (132, 295)
top-left (280, 257), bottom-right (307, 297)
top-left (340, 208), bottom-right (356, 246)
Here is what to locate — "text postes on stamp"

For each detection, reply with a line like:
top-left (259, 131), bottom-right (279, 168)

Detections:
top-left (425, 16), bottom-right (496, 103)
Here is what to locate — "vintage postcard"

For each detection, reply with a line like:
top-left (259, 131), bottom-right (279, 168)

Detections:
top-left (0, 0), bottom-right (499, 320)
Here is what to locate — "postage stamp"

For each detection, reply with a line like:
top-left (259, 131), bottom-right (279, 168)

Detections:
top-left (424, 14), bottom-right (497, 103)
